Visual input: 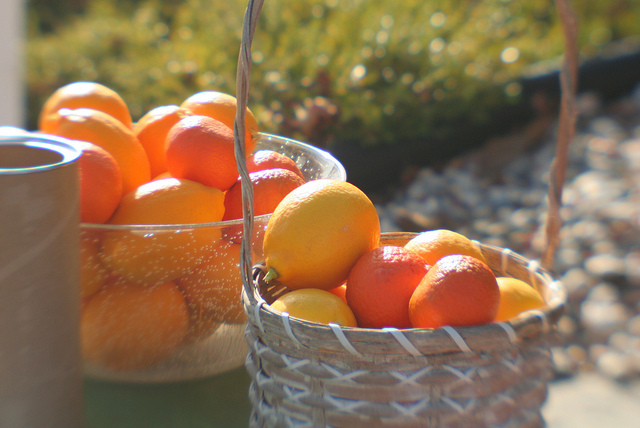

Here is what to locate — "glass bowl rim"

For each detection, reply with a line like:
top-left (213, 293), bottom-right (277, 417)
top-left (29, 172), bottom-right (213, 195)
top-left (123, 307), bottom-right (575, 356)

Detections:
top-left (81, 132), bottom-right (346, 231)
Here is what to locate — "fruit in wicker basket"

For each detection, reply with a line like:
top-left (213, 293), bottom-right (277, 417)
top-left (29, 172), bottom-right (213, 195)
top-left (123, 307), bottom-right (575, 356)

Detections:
top-left (271, 288), bottom-right (357, 327)
top-left (328, 283), bottom-right (348, 304)
top-left (38, 81), bottom-right (133, 130)
top-left (404, 229), bottom-right (486, 266)
top-left (409, 254), bottom-right (500, 329)
top-left (269, 228), bottom-right (545, 329)
top-left (494, 277), bottom-right (545, 322)
top-left (263, 179), bottom-right (381, 290)
top-left (100, 178), bottom-right (225, 285)
top-left (81, 279), bottom-right (190, 370)
top-left (346, 246), bottom-right (430, 329)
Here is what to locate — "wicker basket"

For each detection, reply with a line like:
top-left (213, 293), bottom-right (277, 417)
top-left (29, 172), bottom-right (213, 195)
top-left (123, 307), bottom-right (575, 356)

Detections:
top-left (231, 0), bottom-right (577, 426)
top-left (243, 233), bottom-right (565, 427)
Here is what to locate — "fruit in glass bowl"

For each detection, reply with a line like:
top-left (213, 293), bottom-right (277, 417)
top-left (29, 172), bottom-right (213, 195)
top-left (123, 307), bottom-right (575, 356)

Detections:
top-left (78, 133), bottom-right (346, 382)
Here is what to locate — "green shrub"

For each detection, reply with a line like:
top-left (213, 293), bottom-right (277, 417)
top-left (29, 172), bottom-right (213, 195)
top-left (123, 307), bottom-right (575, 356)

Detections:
top-left (26, 0), bottom-right (640, 159)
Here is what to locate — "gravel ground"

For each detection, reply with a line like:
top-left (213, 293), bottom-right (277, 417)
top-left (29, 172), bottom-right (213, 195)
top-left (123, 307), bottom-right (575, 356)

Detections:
top-left (375, 85), bottom-right (640, 424)
top-left (544, 372), bottom-right (640, 427)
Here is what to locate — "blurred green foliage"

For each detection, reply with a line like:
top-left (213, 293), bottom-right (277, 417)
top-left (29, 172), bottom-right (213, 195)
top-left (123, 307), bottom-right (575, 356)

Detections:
top-left (26, 0), bottom-right (640, 152)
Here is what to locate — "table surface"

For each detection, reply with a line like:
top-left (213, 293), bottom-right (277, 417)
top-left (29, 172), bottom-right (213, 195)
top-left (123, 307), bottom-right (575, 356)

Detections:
top-left (83, 366), bottom-right (252, 428)
top-left (84, 366), bottom-right (640, 428)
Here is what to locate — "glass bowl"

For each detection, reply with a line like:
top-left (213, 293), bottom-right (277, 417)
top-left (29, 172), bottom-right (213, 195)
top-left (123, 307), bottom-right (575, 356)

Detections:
top-left (80, 133), bottom-right (346, 382)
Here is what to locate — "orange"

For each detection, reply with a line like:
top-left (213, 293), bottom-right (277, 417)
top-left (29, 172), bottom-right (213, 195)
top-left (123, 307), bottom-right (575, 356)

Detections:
top-left (181, 305), bottom-right (222, 345)
top-left (222, 168), bottom-right (305, 221)
top-left (151, 171), bottom-right (173, 181)
top-left (165, 115), bottom-right (241, 191)
top-left (40, 107), bottom-right (150, 194)
top-left (404, 229), bottom-right (486, 266)
top-left (74, 141), bottom-right (123, 223)
top-left (79, 233), bottom-right (110, 300)
top-left (100, 178), bottom-right (225, 285)
top-left (81, 279), bottom-right (189, 370)
top-left (38, 81), bottom-right (133, 129)
top-left (495, 277), bottom-right (545, 322)
top-left (180, 90), bottom-right (258, 154)
top-left (270, 289), bottom-right (357, 327)
top-left (247, 150), bottom-right (304, 179)
top-left (177, 239), bottom-right (247, 326)
top-left (409, 255), bottom-right (500, 329)
top-left (346, 246), bottom-right (429, 329)
top-left (107, 177), bottom-right (225, 225)
top-left (328, 283), bottom-right (348, 305)
top-left (133, 105), bottom-right (191, 178)
top-left (263, 179), bottom-right (380, 290)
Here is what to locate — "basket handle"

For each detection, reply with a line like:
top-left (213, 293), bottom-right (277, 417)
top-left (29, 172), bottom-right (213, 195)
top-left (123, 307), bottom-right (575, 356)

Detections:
top-left (542, 0), bottom-right (579, 271)
top-left (235, 0), bottom-right (265, 298)
top-left (233, 0), bottom-right (579, 295)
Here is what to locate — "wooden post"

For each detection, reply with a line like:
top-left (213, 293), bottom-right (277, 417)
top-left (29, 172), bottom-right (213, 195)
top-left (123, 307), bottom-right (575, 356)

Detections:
top-left (0, 0), bottom-right (25, 127)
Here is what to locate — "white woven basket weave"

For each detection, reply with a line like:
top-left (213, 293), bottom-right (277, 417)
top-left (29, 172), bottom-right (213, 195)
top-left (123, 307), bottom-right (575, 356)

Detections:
top-left (231, 0), bottom-right (577, 426)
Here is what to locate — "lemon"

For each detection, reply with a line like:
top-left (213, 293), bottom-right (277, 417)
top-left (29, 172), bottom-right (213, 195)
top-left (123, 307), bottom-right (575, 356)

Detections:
top-left (270, 289), bottom-right (357, 327)
top-left (495, 277), bottom-right (546, 322)
top-left (263, 179), bottom-right (380, 290)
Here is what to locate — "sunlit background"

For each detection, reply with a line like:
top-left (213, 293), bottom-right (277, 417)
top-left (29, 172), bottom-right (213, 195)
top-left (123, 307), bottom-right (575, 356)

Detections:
top-left (22, 0), bottom-right (640, 156)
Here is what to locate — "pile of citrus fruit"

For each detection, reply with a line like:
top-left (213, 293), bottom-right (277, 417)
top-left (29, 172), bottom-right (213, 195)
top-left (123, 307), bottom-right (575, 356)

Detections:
top-left (38, 81), bottom-right (308, 370)
top-left (262, 179), bottom-right (547, 330)
top-left (38, 80), bottom-right (546, 370)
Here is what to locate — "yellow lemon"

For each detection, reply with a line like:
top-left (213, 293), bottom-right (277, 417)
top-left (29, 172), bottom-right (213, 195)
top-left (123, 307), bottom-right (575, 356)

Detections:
top-left (495, 277), bottom-right (546, 322)
top-left (263, 179), bottom-right (380, 290)
top-left (270, 289), bottom-right (357, 327)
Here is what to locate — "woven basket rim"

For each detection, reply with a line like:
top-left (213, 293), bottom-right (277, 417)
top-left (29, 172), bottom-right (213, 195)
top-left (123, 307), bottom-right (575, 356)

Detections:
top-left (242, 232), bottom-right (566, 358)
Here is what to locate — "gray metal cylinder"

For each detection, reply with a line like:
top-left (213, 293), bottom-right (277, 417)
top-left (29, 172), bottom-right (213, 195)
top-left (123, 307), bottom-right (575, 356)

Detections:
top-left (0, 132), bottom-right (84, 427)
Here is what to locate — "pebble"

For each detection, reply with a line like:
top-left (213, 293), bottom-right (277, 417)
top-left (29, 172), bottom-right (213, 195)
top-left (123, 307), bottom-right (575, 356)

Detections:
top-left (628, 315), bottom-right (640, 336)
top-left (585, 254), bottom-right (627, 281)
top-left (551, 346), bottom-right (580, 378)
top-left (376, 87), bottom-right (640, 382)
top-left (596, 350), bottom-right (638, 380)
top-left (580, 300), bottom-right (630, 342)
